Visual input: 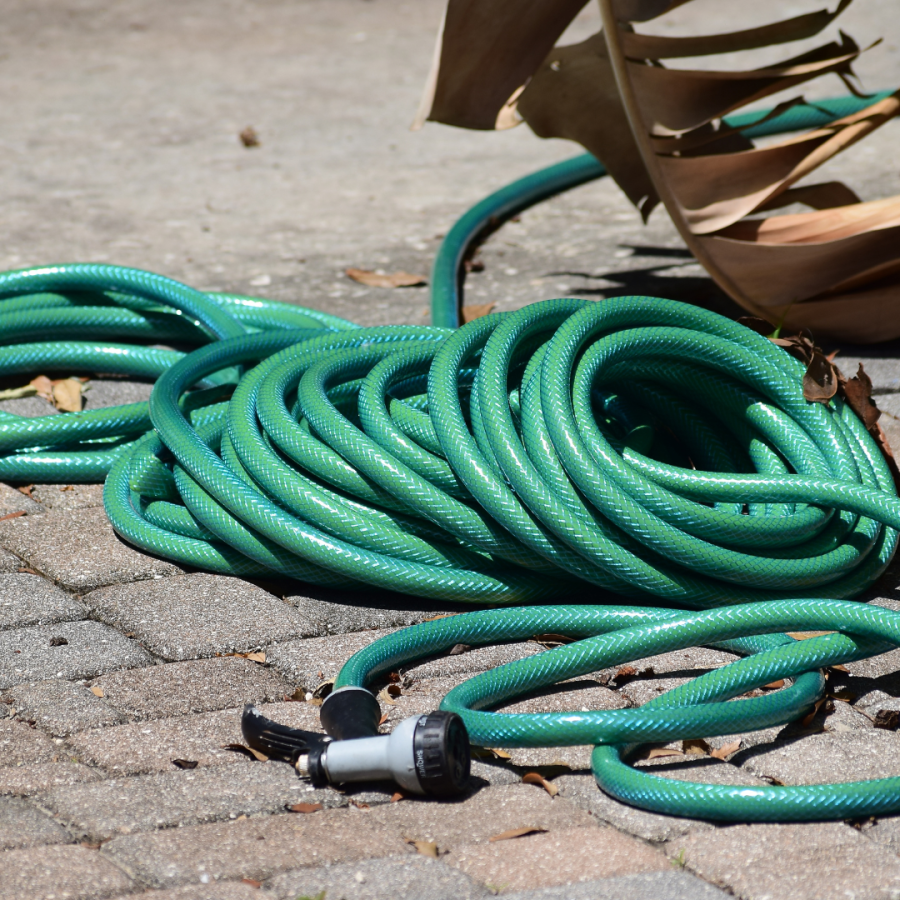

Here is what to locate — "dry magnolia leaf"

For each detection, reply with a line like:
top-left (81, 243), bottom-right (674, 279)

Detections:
top-left (522, 771), bottom-right (559, 797)
top-left (683, 738), bottom-right (710, 756)
top-left (289, 802), bottom-right (323, 814)
top-left (410, 839), bottom-right (439, 858)
top-left (489, 827), bottom-right (548, 842)
top-left (90, 686), bottom-right (104, 698)
top-left (345, 268), bottom-right (427, 288)
top-left (710, 740), bottom-right (741, 760)
top-left (460, 302), bottom-right (495, 323)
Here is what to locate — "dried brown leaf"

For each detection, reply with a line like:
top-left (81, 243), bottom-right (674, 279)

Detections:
top-left (803, 351), bottom-right (839, 403)
top-left (390, 791), bottom-right (407, 803)
top-left (410, 839), bottom-right (439, 858)
top-left (801, 697), bottom-right (827, 728)
top-left (29, 375), bottom-right (54, 403)
top-left (522, 771), bottom-right (559, 796)
top-left (842, 364), bottom-right (880, 430)
top-left (16, 485), bottom-right (34, 498)
top-left (786, 631), bottom-right (834, 640)
top-left (762, 679), bottom-right (785, 690)
top-left (239, 126), bottom-right (260, 147)
top-left (830, 690), bottom-right (856, 703)
top-left (448, 643), bottom-right (471, 655)
top-left (487, 748), bottom-right (512, 760)
top-left (222, 743), bottom-right (268, 762)
top-left (51, 378), bottom-right (83, 412)
top-left (345, 268), bottom-right (427, 288)
top-left (614, 665), bottom-right (638, 683)
top-left (172, 759), bottom-right (198, 770)
top-left (241, 879), bottom-right (263, 889)
top-left (710, 740), bottom-right (741, 760)
top-left (683, 738), bottom-right (710, 756)
top-left (489, 826), bottom-right (548, 842)
top-left (0, 511), bottom-right (26, 522)
top-left (349, 799), bottom-right (370, 810)
top-left (90, 686), bottom-right (104, 698)
top-left (379, 712), bottom-right (389, 726)
top-left (289, 802), bottom-right (323, 814)
top-left (0, 385), bottom-right (38, 401)
top-left (874, 709), bottom-right (900, 730)
top-left (645, 748), bottom-right (683, 759)
top-left (228, 651), bottom-right (266, 663)
top-left (461, 302), bottom-right (495, 323)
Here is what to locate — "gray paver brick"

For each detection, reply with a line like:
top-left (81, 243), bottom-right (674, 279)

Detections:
top-left (66, 701), bottom-right (321, 775)
top-left (30, 483), bottom-right (106, 511)
top-left (84, 573), bottom-right (315, 661)
top-left (95, 657), bottom-right (292, 721)
top-left (0, 762), bottom-right (105, 797)
top-left (368, 783), bottom-right (596, 849)
top-left (103, 808), bottom-right (408, 888)
top-left (0, 482), bottom-right (44, 517)
top-left (670, 821), bottom-right (900, 900)
top-left (0, 796), bottom-right (71, 851)
top-left (8, 679), bottom-right (124, 736)
top-left (0, 506), bottom-right (183, 590)
top-left (0, 717), bottom-right (59, 765)
top-left (501, 871), bottom-right (732, 900)
top-left (107, 885), bottom-right (262, 900)
top-left (0, 621), bottom-right (152, 689)
top-left (448, 825), bottom-right (669, 893)
top-left (265, 855), bottom-right (490, 900)
top-left (0, 843), bottom-right (134, 900)
top-left (734, 730), bottom-right (900, 786)
top-left (42, 761), bottom-right (321, 841)
top-left (0, 548), bottom-right (21, 574)
top-left (0, 573), bottom-right (87, 630)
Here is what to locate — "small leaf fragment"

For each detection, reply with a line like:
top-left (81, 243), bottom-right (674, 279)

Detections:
top-left (410, 839), bottom-right (439, 858)
top-left (239, 126), bottom-right (260, 147)
top-left (487, 748), bottom-right (512, 760)
top-left (230, 651), bottom-right (266, 663)
top-left (346, 268), bottom-right (427, 288)
top-left (0, 385), bottom-right (38, 401)
top-left (522, 771), bottom-right (559, 797)
top-left (51, 378), bottom-right (84, 412)
top-left (802, 351), bottom-right (839, 404)
top-left (0, 511), bottom-right (26, 522)
top-left (645, 748), bottom-right (683, 760)
top-left (172, 758), bottom-right (198, 769)
top-left (90, 686), bottom-right (104, 698)
top-left (461, 302), bottom-right (496, 323)
top-left (682, 738), bottom-right (710, 756)
top-left (390, 791), bottom-right (407, 803)
top-left (289, 802), bottom-right (323, 814)
top-left (448, 643), bottom-right (472, 656)
top-left (762, 679), bottom-right (785, 690)
top-left (222, 743), bottom-right (268, 762)
top-left (241, 879), bottom-right (263, 888)
top-left (710, 740), bottom-right (741, 760)
top-left (874, 709), bottom-right (900, 731)
top-left (489, 827), bottom-right (548, 842)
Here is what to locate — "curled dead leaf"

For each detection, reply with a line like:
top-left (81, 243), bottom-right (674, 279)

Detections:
top-left (461, 302), bottom-right (495, 323)
top-left (802, 351), bottom-right (839, 404)
top-left (289, 802), bottom-right (323, 814)
top-left (172, 759), bottom-right (198, 770)
top-left (710, 740), bottom-right (741, 760)
top-left (489, 826), bottom-right (548, 842)
top-left (522, 771), bottom-right (559, 797)
top-left (346, 268), bottom-right (427, 288)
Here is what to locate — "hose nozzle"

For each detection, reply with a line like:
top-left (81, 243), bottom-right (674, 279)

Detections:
top-left (241, 688), bottom-right (470, 797)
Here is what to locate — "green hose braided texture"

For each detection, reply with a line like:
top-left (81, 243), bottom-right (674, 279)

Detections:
top-left (1, 93), bottom-right (898, 822)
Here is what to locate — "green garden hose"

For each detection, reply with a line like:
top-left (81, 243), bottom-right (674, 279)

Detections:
top-left (2, 94), bottom-right (900, 821)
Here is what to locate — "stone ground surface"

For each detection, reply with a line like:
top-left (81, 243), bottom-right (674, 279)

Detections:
top-left (1, 1), bottom-right (900, 899)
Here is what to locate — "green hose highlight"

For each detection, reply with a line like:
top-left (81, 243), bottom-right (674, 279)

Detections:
top-left (0, 92), bottom-right (898, 821)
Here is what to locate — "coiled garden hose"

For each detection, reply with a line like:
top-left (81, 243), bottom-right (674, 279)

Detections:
top-left (2, 94), bottom-right (900, 821)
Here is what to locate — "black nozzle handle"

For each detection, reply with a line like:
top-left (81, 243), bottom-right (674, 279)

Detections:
top-left (241, 704), bottom-right (330, 766)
